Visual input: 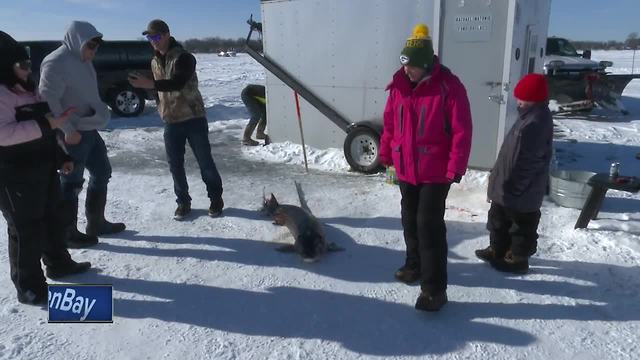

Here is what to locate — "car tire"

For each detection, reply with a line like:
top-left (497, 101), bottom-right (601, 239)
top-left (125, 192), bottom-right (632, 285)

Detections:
top-left (109, 86), bottom-right (145, 117)
top-left (343, 126), bottom-right (382, 174)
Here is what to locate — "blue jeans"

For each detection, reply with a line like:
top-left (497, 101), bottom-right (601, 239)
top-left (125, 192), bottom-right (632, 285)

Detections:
top-left (241, 84), bottom-right (267, 127)
top-left (164, 117), bottom-right (223, 205)
top-left (60, 130), bottom-right (112, 201)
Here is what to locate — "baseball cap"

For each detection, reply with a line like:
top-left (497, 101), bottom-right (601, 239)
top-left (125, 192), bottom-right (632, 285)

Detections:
top-left (142, 19), bottom-right (170, 36)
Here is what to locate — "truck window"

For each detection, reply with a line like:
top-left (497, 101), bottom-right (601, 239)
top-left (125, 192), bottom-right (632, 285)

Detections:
top-left (546, 38), bottom-right (579, 57)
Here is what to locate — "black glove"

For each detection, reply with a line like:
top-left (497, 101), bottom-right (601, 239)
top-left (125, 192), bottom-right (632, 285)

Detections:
top-left (450, 174), bottom-right (462, 184)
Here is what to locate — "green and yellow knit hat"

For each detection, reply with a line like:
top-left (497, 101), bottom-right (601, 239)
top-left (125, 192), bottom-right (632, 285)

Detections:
top-left (400, 24), bottom-right (434, 69)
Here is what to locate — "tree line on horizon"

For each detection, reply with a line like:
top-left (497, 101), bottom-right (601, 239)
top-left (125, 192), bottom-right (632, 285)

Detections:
top-left (182, 37), bottom-right (263, 53)
top-left (571, 34), bottom-right (639, 50)
top-left (178, 33), bottom-right (639, 54)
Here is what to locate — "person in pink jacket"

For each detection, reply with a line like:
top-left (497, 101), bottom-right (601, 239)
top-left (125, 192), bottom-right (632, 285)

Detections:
top-left (0, 32), bottom-right (91, 305)
top-left (379, 24), bottom-right (473, 312)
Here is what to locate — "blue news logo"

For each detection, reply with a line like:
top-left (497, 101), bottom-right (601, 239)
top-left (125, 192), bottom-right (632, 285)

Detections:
top-left (48, 285), bottom-right (113, 323)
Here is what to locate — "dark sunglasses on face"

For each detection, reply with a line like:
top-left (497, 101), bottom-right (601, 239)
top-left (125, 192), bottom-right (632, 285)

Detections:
top-left (146, 33), bottom-right (162, 43)
top-left (85, 41), bottom-right (100, 50)
top-left (14, 60), bottom-right (32, 71)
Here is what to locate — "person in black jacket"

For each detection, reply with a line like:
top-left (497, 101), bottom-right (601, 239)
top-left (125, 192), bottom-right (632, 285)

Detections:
top-left (0, 32), bottom-right (91, 305)
top-left (475, 73), bottom-right (553, 274)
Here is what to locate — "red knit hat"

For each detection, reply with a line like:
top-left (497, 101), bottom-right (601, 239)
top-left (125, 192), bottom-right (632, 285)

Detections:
top-left (514, 73), bottom-right (549, 102)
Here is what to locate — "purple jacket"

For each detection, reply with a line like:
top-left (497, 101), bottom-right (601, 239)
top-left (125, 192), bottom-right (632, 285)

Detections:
top-left (0, 85), bottom-right (44, 146)
top-left (379, 59), bottom-right (473, 185)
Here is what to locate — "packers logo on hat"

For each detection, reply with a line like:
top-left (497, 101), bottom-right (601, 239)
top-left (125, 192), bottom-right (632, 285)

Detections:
top-left (400, 23), bottom-right (434, 69)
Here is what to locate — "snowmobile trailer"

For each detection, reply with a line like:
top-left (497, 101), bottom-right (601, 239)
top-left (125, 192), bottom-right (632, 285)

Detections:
top-left (246, 0), bottom-right (552, 172)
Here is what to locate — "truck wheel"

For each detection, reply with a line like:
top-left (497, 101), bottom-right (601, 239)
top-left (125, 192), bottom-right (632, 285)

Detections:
top-left (343, 126), bottom-right (382, 174)
top-left (110, 87), bottom-right (145, 117)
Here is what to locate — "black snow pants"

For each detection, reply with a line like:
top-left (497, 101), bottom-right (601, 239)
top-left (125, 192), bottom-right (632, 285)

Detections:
top-left (486, 202), bottom-right (541, 257)
top-left (399, 181), bottom-right (451, 294)
top-left (0, 163), bottom-right (72, 299)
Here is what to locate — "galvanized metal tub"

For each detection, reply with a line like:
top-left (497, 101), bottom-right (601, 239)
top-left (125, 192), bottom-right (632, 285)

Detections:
top-left (549, 170), bottom-right (596, 209)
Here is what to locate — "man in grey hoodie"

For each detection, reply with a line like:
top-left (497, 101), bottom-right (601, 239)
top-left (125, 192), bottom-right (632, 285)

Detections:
top-left (40, 21), bottom-right (125, 249)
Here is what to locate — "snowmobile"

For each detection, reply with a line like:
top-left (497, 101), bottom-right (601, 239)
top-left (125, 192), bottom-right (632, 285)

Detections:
top-left (544, 36), bottom-right (640, 114)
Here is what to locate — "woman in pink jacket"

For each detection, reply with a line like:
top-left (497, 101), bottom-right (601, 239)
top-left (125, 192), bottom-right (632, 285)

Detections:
top-left (0, 32), bottom-right (91, 305)
top-left (379, 24), bottom-right (473, 312)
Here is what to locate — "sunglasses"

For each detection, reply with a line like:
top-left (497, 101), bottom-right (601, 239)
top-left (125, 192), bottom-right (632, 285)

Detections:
top-left (146, 33), bottom-right (163, 43)
top-left (14, 60), bottom-right (32, 71)
top-left (85, 41), bottom-right (100, 51)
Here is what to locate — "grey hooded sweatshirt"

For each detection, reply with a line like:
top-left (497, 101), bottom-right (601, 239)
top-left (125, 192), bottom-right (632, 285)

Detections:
top-left (39, 21), bottom-right (110, 135)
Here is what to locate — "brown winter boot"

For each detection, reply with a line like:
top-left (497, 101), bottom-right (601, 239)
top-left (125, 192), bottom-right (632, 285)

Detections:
top-left (394, 264), bottom-right (421, 284)
top-left (256, 119), bottom-right (267, 140)
top-left (475, 246), bottom-right (505, 263)
top-left (242, 122), bottom-right (259, 146)
top-left (490, 251), bottom-right (529, 274)
top-left (415, 290), bottom-right (448, 312)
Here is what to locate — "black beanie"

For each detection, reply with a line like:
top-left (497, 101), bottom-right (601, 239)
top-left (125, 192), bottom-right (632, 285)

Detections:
top-left (0, 31), bottom-right (31, 89)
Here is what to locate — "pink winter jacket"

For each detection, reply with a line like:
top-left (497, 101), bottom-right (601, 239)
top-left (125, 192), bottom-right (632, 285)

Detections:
top-left (379, 60), bottom-right (473, 185)
top-left (0, 85), bottom-right (44, 146)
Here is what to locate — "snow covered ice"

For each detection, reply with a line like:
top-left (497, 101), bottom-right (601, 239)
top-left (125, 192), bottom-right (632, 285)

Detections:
top-left (0, 52), bottom-right (639, 359)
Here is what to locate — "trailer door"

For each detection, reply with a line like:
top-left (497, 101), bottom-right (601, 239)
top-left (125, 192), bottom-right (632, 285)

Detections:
top-left (439, 0), bottom-right (510, 169)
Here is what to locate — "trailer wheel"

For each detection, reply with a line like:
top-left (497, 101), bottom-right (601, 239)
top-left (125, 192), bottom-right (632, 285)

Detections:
top-left (343, 126), bottom-right (382, 174)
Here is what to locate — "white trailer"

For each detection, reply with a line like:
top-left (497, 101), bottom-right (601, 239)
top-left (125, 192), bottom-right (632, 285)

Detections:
top-left (250, 0), bottom-right (552, 171)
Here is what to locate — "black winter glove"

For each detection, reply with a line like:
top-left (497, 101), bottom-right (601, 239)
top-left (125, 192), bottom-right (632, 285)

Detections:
top-left (450, 174), bottom-right (462, 184)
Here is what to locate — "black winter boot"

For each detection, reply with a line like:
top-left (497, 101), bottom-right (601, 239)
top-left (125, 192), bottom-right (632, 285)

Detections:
top-left (415, 290), bottom-right (448, 312)
top-left (85, 189), bottom-right (126, 236)
top-left (17, 286), bottom-right (48, 305)
top-left (66, 227), bottom-right (99, 249)
top-left (208, 197), bottom-right (224, 217)
top-left (46, 259), bottom-right (92, 280)
top-left (63, 197), bottom-right (98, 248)
top-left (490, 251), bottom-right (529, 274)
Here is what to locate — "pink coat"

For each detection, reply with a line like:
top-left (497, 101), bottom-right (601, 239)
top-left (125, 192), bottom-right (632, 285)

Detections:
top-left (0, 85), bottom-right (43, 146)
top-left (379, 60), bottom-right (473, 185)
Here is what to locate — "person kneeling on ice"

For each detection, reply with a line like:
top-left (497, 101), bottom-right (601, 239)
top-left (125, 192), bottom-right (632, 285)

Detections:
top-left (241, 84), bottom-right (268, 146)
top-left (0, 32), bottom-right (91, 305)
top-left (379, 24), bottom-right (473, 312)
top-left (476, 74), bottom-right (553, 274)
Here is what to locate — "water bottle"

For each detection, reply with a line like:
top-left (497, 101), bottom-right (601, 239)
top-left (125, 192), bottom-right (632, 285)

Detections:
top-left (609, 162), bottom-right (620, 180)
top-left (386, 166), bottom-right (398, 185)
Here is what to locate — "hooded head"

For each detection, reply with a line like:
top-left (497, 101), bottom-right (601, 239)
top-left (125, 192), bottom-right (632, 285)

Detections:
top-left (62, 21), bottom-right (103, 62)
top-left (0, 31), bottom-right (35, 91)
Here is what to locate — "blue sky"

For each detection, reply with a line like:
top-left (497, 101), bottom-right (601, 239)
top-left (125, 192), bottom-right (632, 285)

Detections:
top-left (1, 0), bottom-right (638, 42)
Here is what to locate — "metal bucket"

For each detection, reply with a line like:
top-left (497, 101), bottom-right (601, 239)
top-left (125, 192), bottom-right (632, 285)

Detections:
top-left (549, 170), bottom-right (596, 209)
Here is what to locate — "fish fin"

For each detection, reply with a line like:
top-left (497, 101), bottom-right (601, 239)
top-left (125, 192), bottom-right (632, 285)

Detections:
top-left (294, 181), bottom-right (311, 213)
top-left (275, 244), bottom-right (296, 253)
top-left (327, 242), bottom-right (345, 252)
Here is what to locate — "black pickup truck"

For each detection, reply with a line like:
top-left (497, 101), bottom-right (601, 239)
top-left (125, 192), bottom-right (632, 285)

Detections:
top-left (21, 40), bottom-right (155, 117)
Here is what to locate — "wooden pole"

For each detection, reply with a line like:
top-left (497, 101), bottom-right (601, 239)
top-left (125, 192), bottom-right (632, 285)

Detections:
top-left (294, 91), bottom-right (309, 172)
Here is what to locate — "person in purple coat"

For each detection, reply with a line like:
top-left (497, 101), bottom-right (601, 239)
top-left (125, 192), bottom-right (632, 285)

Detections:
top-left (379, 24), bottom-right (473, 312)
